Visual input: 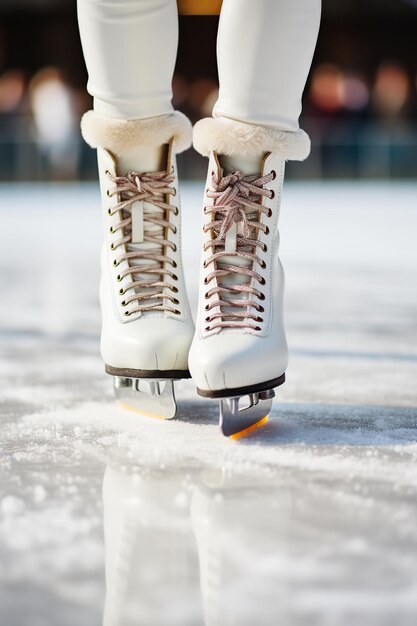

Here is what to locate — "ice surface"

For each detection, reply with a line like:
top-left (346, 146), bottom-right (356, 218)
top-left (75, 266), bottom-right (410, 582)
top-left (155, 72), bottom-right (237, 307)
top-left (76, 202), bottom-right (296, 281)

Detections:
top-left (0, 181), bottom-right (417, 626)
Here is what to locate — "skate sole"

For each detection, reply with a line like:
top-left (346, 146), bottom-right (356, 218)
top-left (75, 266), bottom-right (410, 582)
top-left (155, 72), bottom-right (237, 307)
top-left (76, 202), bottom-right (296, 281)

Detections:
top-left (105, 364), bottom-right (191, 379)
top-left (196, 373), bottom-right (286, 399)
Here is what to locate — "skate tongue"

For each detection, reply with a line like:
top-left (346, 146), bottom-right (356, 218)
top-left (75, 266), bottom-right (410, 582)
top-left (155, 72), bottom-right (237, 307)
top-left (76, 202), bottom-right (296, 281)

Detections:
top-left (128, 200), bottom-right (166, 315)
top-left (220, 154), bottom-right (264, 177)
top-left (118, 145), bottom-right (166, 176)
top-left (116, 145), bottom-right (172, 316)
top-left (216, 154), bottom-right (265, 322)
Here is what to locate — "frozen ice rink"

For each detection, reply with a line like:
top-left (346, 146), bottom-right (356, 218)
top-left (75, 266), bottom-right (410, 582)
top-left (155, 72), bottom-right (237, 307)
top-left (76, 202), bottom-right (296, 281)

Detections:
top-left (1, 180), bottom-right (417, 626)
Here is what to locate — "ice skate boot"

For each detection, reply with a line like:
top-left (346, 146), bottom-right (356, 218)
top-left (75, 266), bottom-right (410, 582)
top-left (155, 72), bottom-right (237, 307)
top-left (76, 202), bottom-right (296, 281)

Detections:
top-left (189, 117), bottom-right (310, 437)
top-left (81, 111), bottom-right (195, 419)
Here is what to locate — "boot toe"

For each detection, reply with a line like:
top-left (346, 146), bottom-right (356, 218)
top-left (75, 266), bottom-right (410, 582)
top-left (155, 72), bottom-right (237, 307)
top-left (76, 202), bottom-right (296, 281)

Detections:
top-left (189, 333), bottom-right (288, 393)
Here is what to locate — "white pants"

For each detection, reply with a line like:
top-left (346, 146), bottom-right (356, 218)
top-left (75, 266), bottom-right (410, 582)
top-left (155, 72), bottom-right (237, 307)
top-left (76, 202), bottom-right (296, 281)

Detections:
top-left (77, 0), bottom-right (321, 132)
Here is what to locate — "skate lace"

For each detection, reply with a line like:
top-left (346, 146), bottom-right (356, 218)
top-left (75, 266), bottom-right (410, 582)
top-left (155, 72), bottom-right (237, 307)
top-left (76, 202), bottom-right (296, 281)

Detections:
top-left (203, 169), bottom-right (274, 331)
top-left (106, 169), bottom-right (180, 315)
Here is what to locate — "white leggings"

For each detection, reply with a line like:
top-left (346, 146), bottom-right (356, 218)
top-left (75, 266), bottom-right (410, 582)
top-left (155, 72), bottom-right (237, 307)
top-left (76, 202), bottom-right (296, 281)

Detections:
top-left (77, 0), bottom-right (321, 132)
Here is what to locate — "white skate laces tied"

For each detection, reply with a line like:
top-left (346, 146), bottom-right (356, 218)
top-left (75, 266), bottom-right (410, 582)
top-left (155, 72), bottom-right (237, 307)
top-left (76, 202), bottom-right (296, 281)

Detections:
top-left (203, 169), bottom-right (274, 331)
top-left (107, 170), bottom-right (180, 315)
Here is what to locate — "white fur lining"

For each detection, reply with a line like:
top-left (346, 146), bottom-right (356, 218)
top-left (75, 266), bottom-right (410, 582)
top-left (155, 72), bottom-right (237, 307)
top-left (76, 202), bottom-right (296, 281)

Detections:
top-left (80, 110), bottom-right (192, 155)
top-left (193, 117), bottom-right (311, 161)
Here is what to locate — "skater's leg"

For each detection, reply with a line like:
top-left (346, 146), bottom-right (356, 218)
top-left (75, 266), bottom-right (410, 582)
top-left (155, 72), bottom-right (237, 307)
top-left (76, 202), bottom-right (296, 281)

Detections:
top-left (77, 0), bottom-right (191, 170)
top-left (77, 0), bottom-right (194, 418)
top-left (189, 0), bottom-right (321, 436)
top-left (77, 0), bottom-right (179, 120)
top-left (193, 0), bottom-right (321, 164)
top-left (213, 0), bottom-right (321, 132)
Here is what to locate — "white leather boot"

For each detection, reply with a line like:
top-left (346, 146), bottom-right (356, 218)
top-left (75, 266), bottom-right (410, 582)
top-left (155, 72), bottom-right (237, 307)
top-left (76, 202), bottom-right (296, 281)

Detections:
top-left (81, 111), bottom-right (195, 418)
top-left (189, 117), bottom-right (311, 437)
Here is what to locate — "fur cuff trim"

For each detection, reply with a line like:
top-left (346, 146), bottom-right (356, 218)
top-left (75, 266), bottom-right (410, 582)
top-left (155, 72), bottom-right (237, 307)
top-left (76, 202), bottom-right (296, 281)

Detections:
top-left (193, 117), bottom-right (311, 161)
top-left (80, 110), bottom-right (192, 155)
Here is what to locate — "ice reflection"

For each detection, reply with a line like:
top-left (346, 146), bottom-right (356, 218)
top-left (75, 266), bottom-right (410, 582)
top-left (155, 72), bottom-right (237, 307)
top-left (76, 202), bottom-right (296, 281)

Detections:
top-left (102, 463), bottom-right (291, 626)
top-left (102, 465), bottom-right (202, 626)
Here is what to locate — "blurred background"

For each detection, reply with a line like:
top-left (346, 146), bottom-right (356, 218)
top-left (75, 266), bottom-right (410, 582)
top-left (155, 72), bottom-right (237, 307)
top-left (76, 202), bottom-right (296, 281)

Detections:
top-left (0, 0), bottom-right (417, 181)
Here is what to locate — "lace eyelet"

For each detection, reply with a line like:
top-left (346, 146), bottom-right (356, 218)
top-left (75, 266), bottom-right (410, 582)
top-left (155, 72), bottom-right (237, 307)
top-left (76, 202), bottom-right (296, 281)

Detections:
top-left (172, 298), bottom-right (179, 305)
top-left (172, 244), bottom-right (177, 252)
top-left (117, 275), bottom-right (122, 282)
top-left (205, 326), bottom-right (211, 332)
top-left (173, 274), bottom-right (178, 281)
top-left (172, 188), bottom-right (177, 197)
top-left (173, 227), bottom-right (177, 234)
top-left (105, 169), bottom-right (111, 176)
top-left (106, 189), bottom-right (111, 197)
top-left (265, 226), bottom-right (270, 235)
top-left (107, 208), bottom-right (112, 216)
top-left (256, 316), bottom-right (263, 323)
top-left (270, 190), bottom-right (275, 200)
top-left (254, 326), bottom-right (261, 331)
top-left (259, 293), bottom-right (265, 301)
top-left (110, 226), bottom-right (114, 234)
top-left (110, 243), bottom-right (115, 251)
top-left (203, 260), bottom-right (208, 269)
top-left (172, 260), bottom-right (177, 268)
top-left (259, 277), bottom-right (266, 286)
top-left (113, 259), bottom-right (118, 267)
top-left (258, 305), bottom-right (265, 313)
top-left (124, 311), bottom-right (130, 316)
top-left (204, 292), bottom-right (209, 299)
top-left (204, 277), bottom-right (210, 285)
top-left (121, 300), bottom-right (126, 306)
top-left (271, 169), bottom-right (276, 180)
top-left (171, 285), bottom-right (178, 293)
top-left (174, 207), bottom-right (179, 216)
top-left (119, 288), bottom-right (124, 295)
top-left (174, 310), bottom-right (181, 315)
top-left (204, 304), bottom-right (210, 311)
top-left (263, 244), bottom-right (268, 252)
top-left (267, 208), bottom-right (272, 218)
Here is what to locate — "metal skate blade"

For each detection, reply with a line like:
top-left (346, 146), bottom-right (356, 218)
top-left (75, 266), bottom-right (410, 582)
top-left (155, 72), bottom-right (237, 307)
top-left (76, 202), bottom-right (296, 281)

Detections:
top-left (114, 377), bottom-right (177, 420)
top-left (219, 390), bottom-right (275, 439)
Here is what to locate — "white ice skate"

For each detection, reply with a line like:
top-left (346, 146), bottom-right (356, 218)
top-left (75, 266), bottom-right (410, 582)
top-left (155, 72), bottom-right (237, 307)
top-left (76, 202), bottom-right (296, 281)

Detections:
top-left (189, 117), bottom-right (311, 438)
top-left (81, 111), bottom-right (195, 419)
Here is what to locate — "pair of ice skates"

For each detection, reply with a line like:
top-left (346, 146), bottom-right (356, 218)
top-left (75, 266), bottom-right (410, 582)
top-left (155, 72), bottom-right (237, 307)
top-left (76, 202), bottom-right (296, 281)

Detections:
top-left (81, 111), bottom-right (310, 438)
